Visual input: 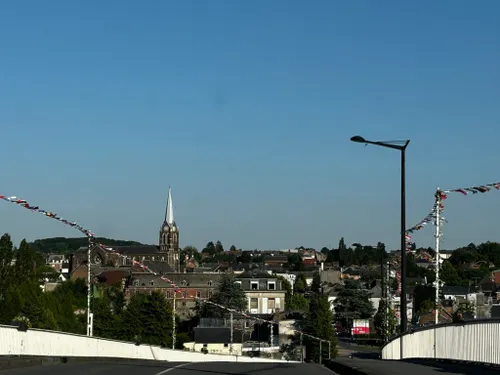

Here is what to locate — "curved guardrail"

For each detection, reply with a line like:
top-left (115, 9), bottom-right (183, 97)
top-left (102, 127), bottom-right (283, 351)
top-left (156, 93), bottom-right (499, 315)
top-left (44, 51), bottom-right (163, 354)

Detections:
top-left (0, 324), bottom-right (289, 363)
top-left (381, 319), bottom-right (500, 365)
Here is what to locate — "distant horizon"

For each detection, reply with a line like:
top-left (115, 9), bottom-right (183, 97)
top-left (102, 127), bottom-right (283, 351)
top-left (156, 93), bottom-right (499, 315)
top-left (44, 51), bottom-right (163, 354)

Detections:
top-left (20, 234), bottom-right (489, 253)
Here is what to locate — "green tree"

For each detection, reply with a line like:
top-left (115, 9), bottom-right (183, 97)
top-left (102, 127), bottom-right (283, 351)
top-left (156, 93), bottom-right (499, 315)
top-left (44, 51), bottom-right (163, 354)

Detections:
top-left (215, 241), bottom-right (224, 253)
top-left (287, 254), bottom-right (304, 271)
top-left (201, 241), bottom-right (216, 255)
top-left (181, 246), bottom-right (200, 263)
top-left (338, 237), bottom-right (347, 266)
top-left (200, 274), bottom-right (247, 318)
top-left (0, 233), bottom-right (15, 320)
top-left (287, 294), bottom-right (309, 312)
top-left (294, 274), bottom-right (307, 294)
top-left (118, 291), bottom-right (173, 346)
top-left (229, 245), bottom-right (237, 252)
top-left (333, 280), bottom-right (375, 328)
top-left (302, 294), bottom-right (338, 362)
top-left (311, 272), bottom-right (321, 293)
top-left (440, 260), bottom-right (461, 285)
top-left (414, 285), bottom-right (437, 313)
top-left (20, 282), bottom-right (58, 330)
top-left (373, 299), bottom-right (397, 340)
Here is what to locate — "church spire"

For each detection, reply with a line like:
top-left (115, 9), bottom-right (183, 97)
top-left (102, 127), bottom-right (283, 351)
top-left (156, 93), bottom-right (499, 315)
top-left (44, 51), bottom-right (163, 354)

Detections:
top-left (165, 186), bottom-right (174, 225)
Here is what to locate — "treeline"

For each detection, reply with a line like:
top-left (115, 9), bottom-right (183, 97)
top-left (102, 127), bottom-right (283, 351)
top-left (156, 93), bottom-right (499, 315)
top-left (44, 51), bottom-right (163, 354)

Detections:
top-left (0, 233), bottom-right (85, 331)
top-left (440, 242), bottom-right (500, 287)
top-left (0, 233), bottom-right (188, 348)
top-left (28, 237), bottom-right (145, 254)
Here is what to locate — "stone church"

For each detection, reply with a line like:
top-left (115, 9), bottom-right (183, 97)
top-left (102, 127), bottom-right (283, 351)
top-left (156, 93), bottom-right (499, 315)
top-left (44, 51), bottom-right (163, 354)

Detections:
top-left (70, 187), bottom-right (223, 319)
top-left (71, 187), bottom-right (181, 274)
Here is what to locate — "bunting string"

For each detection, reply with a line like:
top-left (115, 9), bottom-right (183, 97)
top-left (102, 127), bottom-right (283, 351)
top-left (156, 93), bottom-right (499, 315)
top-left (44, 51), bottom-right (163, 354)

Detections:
top-left (94, 242), bottom-right (327, 343)
top-left (405, 190), bottom-right (446, 253)
top-left (442, 181), bottom-right (500, 195)
top-left (0, 194), bottom-right (94, 237)
top-left (0, 194), bottom-right (324, 342)
top-left (393, 180), bottom-right (500, 301)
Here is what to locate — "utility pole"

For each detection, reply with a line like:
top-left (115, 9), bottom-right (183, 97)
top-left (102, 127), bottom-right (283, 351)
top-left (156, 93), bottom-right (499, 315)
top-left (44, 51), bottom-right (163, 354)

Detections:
top-left (230, 312), bottom-right (234, 353)
top-left (86, 237), bottom-right (93, 337)
top-left (386, 261), bottom-right (391, 341)
top-left (269, 320), bottom-right (273, 347)
top-left (434, 189), bottom-right (442, 325)
top-left (172, 292), bottom-right (176, 349)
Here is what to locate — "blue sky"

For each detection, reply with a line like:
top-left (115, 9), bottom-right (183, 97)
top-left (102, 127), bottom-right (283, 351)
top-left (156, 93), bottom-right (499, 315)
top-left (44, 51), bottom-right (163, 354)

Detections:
top-left (0, 1), bottom-right (499, 251)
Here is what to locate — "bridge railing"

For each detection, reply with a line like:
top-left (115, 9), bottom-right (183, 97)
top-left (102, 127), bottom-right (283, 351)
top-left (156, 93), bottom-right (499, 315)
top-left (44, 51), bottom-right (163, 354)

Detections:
top-left (0, 324), bottom-right (290, 363)
top-left (381, 319), bottom-right (500, 365)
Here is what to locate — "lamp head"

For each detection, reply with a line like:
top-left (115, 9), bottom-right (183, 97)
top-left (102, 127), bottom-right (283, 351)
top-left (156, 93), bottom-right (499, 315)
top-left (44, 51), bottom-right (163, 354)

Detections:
top-left (350, 135), bottom-right (366, 143)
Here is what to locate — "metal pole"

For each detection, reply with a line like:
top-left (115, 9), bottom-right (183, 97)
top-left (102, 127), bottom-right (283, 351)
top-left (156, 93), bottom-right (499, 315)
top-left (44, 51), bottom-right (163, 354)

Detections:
top-left (86, 237), bottom-right (92, 336)
top-left (400, 147), bottom-right (407, 334)
top-left (300, 333), bottom-right (303, 362)
top-left (230, 312), bottom-right (234, 353)
top-left (381, 248), bottom-right (386, 342)
top-left (269, 321), bottom-right (273, 347)
top-left (172, 291), bottom-right (176, 349)
top-left (386, 261), bottom-right (391, 341)
top-left (319, 340), bottom-right (322, 364)
top-left (434, 189), bottom-right (442, 325)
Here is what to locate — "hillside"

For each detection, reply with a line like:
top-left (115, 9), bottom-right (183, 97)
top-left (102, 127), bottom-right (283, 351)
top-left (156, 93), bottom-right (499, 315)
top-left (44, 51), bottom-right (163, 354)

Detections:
top-left (29, 237), bottom-right (146, 254)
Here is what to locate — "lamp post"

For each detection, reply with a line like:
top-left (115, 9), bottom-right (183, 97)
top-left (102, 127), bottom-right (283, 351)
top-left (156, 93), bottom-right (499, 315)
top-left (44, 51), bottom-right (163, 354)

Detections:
top-left (350, 135), bottom-right (410, 335)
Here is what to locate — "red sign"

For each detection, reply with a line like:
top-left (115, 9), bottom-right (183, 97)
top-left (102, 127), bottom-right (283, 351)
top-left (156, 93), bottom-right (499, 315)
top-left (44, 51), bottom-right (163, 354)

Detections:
top-left (351, 327), bottom-right (370, 335)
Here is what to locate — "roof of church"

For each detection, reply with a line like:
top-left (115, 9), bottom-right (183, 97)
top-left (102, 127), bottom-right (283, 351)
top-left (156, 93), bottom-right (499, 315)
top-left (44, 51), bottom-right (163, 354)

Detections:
top-left (131, 260), bottom-right (174, 273)
top-left (106, 245), bottom-right (161, 255)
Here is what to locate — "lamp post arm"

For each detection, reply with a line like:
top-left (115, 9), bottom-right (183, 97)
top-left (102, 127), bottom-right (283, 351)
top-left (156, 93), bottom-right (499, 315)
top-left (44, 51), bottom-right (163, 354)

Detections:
top-left (369, 140), bottom-right (410, 151)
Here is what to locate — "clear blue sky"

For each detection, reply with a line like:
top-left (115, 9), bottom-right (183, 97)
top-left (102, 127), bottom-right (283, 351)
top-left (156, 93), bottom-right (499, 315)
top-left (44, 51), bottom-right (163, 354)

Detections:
top-left (1, 1), bottom-right (499, 251)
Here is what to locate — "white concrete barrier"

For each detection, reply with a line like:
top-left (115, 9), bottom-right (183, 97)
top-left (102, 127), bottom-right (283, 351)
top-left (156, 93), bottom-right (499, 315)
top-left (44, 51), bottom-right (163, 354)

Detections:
top-left (0, 325), bottom-right (291, 363)
top-left (381, 320), bottom-right (500, 365)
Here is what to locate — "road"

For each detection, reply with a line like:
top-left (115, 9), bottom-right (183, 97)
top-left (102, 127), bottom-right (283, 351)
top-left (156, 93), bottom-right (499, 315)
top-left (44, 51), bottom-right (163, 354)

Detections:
top-left (0, 360), bottom-right (331, 375)
top-left (332, 340), bottom-right (500, 375)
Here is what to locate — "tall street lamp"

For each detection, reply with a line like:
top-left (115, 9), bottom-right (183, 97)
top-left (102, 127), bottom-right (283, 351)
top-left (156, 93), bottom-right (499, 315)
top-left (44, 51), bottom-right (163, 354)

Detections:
top-left (350, 135), bottom-right (410, 334)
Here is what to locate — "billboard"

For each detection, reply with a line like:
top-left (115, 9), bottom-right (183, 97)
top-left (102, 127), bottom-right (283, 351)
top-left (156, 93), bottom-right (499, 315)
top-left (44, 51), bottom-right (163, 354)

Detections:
top-left (351, 319), bottom-right (370, 335)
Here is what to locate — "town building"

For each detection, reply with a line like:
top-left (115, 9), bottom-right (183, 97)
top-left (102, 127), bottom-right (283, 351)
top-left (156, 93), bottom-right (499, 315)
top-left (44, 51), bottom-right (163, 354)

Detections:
top-left (236, 271), bottom-right (286, 314)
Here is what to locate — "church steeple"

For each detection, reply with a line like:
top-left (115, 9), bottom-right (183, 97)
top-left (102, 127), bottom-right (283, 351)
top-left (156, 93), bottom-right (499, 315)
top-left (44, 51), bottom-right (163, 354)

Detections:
top-left (165, 186), bottom-right (175, 225)
top-left (159, 186), bottom-right (180, 272)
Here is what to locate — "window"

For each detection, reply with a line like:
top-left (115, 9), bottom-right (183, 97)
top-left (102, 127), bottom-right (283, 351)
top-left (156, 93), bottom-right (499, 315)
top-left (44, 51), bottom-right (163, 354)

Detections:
top-left (182, 302), bottom-right (186, 307)
top-left (149, 281), bottom-right (154, 286)
top-left (133, 280), bottom-right (139, 287)
top-left (208, 280), bottom-right (213, 286)
top-left (268, 298), bottom-right (275, 309)
top-left (208, 291), bottom-right (212, 298)
top-left (166, 291), bottom-right (171, 298)
top-left (196, 291), bottom-right (201, 298)
top-left (250, 281), bottom-right (259, 290)
top-left (267, 281), bottom-right (276, 290)
top-left (250, 298), bottom-right (258, 309)
top-left (181, 280), bottom-right (187, 286)
top-left (234, 280), bottom-right (242, 287)
top-left (224, 343), bottom-right (228, 347)
top-left (182, 292), bottom-right (187, 298)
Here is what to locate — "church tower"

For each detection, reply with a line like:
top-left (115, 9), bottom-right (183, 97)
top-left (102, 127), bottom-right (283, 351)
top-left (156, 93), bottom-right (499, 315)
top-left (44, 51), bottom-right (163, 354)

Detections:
top-left (159, 187), bottom-right (180, 272)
